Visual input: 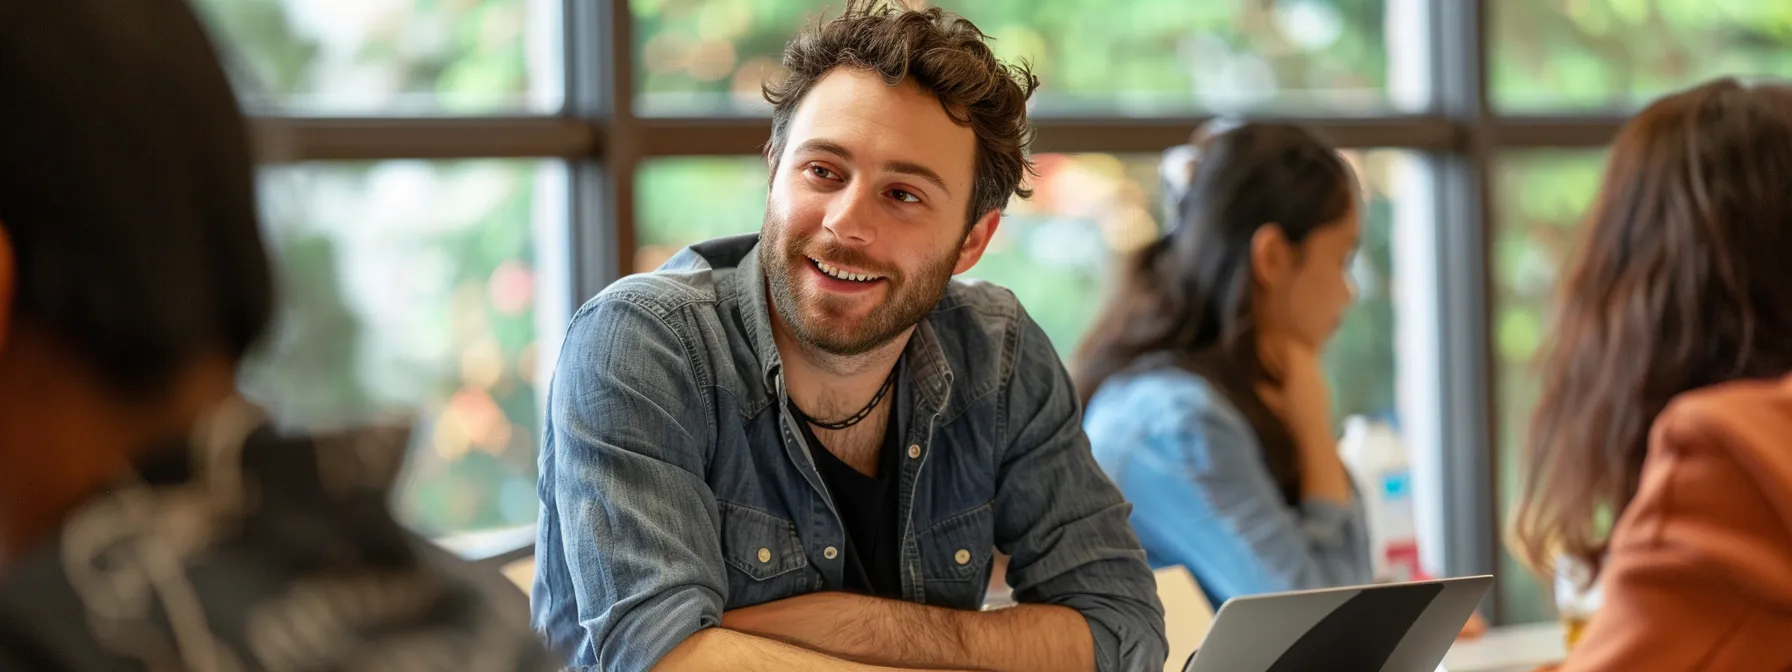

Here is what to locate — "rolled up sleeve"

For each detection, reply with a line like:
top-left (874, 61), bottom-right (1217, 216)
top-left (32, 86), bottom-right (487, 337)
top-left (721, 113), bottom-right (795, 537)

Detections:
top-left (537, 293), bottom-right (726, 672)
top-left (993, 310), bottom-right (1168, 672)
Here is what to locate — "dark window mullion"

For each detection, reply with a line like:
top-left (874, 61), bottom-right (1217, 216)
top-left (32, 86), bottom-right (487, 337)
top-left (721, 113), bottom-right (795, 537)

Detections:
top-left (1433, 0), bottom-right (1502, 619)
top-left (627, 116), bottom-right (1463, 158)
top-left (1489, 116), bottom-right (1626, 147)
top-left (248, 116), bottom-right (594, 163)
top-left (568, 0), bottom-right (621, 302)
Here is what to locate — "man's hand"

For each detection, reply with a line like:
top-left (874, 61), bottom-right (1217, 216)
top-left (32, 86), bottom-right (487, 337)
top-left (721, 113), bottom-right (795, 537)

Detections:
top-left (722, 592), bottom-right (1094, 672)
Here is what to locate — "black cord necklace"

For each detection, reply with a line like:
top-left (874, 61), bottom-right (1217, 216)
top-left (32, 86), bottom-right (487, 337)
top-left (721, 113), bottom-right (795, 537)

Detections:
top-left (797, 365), bottom-right (899, 431)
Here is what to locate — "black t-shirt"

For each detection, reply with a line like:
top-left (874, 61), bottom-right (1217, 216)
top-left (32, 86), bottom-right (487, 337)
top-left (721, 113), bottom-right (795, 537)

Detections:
top-left (790, 373), bottom-right (906, 598)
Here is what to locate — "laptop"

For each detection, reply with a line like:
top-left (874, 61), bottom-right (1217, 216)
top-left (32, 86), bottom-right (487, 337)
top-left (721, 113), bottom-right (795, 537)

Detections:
top-left (1182, 575), bottom-right (1494, 672)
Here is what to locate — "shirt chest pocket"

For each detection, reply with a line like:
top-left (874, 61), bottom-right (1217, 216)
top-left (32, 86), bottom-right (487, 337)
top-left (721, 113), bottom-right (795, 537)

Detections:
top-left (718, 501), bottom-right (818, 608)
top-left (918, 503), bottom-right (994, 608)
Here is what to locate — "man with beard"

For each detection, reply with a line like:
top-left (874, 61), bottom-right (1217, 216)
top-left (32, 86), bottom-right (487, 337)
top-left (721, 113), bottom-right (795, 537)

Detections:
top-left (531, 3), bottom-right (1166, 672)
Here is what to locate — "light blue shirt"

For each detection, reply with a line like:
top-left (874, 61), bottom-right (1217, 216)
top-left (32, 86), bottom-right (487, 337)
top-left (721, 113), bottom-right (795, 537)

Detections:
top-left (1083, 365), bottom-right (1371, 607)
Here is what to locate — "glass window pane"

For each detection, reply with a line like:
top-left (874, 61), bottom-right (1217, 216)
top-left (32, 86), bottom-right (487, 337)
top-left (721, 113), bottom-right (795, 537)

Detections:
top-left (1492, 149), bottom-right (1609, 624)
top-left (1492, 1), bottom-right (1792, 112)
top-left (244, 160), bottom-right (570, 538)
top-left (967, 154), bottom-right (1160, 359)
top-left (634, 150), bottom-right (1417, 428)
top-left (192, 0), bottom-right (563, 114)
top-left (633, 0), bottom-right (1427, 117)
top-left (636, 157), bottom-right (772, 274)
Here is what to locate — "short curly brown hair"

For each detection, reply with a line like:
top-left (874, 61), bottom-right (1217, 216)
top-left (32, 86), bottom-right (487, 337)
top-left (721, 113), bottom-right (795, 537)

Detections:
top-left (763, 0), bottom-right (1040, 224)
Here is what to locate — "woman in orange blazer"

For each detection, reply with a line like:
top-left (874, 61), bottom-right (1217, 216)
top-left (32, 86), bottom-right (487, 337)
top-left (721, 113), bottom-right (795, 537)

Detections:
top-left (1559, 375), bottom-right (1792, 670)
top-left (1512, 77), bottom-right (1792, 671)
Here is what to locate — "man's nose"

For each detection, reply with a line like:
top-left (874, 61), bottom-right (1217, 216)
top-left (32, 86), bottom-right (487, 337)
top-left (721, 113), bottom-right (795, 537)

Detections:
top-left (821, 182), bottom-right (878, 246)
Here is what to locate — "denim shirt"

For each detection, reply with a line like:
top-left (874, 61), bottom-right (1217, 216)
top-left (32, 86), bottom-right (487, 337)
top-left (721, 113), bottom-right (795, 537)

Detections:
top-left (531, 234), bottom-right (1166, 672)
top-left (1083, 366), bottom-right (1371, 607)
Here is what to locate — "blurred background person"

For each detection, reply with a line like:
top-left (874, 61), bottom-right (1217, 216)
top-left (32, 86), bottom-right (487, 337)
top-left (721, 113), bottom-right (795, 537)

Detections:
top-left (1512, 78), bottom-right (1792, 669)
top-left (1072, 122), bottom-right (1371, 608)
top-left (0, 1), bottom-right (552, 669)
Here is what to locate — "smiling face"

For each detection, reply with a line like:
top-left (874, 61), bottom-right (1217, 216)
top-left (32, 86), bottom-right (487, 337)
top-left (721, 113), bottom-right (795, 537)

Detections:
top-left (760, 67), bottom-right (1000, 357)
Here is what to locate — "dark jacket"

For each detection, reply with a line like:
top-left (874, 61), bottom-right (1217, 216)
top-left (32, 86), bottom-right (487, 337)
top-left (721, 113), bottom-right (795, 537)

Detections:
top-left (0, 400), bottom-right (555, 671)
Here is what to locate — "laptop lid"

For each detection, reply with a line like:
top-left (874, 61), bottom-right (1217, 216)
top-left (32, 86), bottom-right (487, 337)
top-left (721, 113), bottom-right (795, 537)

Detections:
top-left (1183, 575), bottom-right (1494, 672)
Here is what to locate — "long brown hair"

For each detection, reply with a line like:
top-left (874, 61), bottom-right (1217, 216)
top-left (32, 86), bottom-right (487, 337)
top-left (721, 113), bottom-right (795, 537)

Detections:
top-left (1071, 122), bottom-right (1356, 506)
top-left (1512, 78), bottom-right (1792, 585)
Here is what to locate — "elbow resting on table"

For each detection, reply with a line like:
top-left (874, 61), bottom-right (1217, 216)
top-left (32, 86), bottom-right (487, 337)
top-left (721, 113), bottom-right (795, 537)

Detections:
top-left (1043, 592), bottom-right (1169, 672)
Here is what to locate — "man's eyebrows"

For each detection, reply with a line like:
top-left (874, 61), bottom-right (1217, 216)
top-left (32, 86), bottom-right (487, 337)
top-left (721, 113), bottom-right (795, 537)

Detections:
top-left (790, 139), bottom-right (952, 196)
top-left (883, 160), bottom-right (951, 196)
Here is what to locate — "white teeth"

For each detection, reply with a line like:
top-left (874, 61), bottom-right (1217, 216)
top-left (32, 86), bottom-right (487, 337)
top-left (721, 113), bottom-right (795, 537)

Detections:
top-left (812, 258), bottom-right (879, 283)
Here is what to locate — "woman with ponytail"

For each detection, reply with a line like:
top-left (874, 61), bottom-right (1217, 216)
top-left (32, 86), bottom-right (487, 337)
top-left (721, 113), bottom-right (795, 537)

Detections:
top-left (1072, 122), bottom-right (1370, 606)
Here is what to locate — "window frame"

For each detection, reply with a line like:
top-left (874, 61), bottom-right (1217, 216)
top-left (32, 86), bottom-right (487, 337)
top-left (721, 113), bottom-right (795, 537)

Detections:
top-left (244, 0), bottom-right (1629, 623)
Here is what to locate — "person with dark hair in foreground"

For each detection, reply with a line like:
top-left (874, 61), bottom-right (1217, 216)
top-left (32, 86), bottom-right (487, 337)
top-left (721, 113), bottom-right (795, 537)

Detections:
top-left (1513, 78), bottom-right (1792, 670)
top-left (0, 1), bottom-right (553, 669)
top-left (1073, 123), bottom-right (1371, 606)
top-left (529, 2), bottom-right (1166, 671)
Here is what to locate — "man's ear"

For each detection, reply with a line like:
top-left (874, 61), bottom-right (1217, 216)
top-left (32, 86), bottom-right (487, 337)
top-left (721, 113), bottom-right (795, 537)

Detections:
top-left (953, 209), bottom-right (1003, 275)
top-left (0, 220), bottom-right (13, 353)
top-left (1249, 223), bottom-right (1292, 289)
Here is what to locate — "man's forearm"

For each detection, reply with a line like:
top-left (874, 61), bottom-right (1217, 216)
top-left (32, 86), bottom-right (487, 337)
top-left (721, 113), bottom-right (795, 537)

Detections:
top-left (654, 627), bottom-right (969, 672)
top-left (721, 592), bottom-right (1095, 672)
